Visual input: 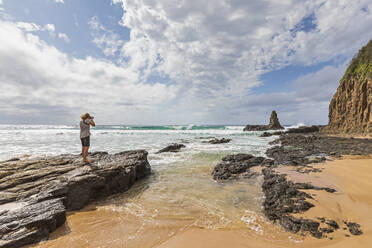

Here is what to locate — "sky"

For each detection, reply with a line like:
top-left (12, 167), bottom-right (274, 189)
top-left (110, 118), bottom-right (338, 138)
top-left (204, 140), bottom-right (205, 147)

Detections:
top-left (0, 0), bottom-right (371, 125)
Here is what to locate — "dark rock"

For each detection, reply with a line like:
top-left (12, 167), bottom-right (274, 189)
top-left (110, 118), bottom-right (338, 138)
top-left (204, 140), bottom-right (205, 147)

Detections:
top-left (243, 125), bottom-right (269, 131)
top-left (241, 171), bottom-right (260, 179)
top-left (317, 217), bottom-right (326, 223)
top-left (262, 169), bottom-right (315, 220)
top-left (156, 143), bottom-right (186, 153)
top-left (259, 126), bottom-right (320, 138)
top-left (293, 182), bottom-right (336, 193)
top-left (295, 165), bottom-right (323, 174)
top-left (212, 154), bottom-right (272, 180)
top-left (286, 125), bottom-right (321, 134)
top-left (326, 220), bottom-right (339, 230)
top-left (3, 158), bottom-right (20, 162)
top-left (0, 150), bottom-right (151, 248)
top-left (320, 227), bottom-right (334, 234)
top-left (196, 136), bottom-right (216, 139)
top-left (260, 131), bottom-right (284, 137)
top-left (344, 221), bottom-right (363, 235)
top-left (261, 168), bottom-right (341, 238)
top-left (243, 110), bottom-right (284, 131)
top-left (266, 133), bottom-right (372, 166)
top-left (279, 215), bottom-right (301, 233)
top-left (260, 132), bottom-right (272, 137)
top-left (268, 110), bottom-right (284, 130)
top-left (203, 138), bottom-right (232, 144)
top-left (279, 215), bottom-right (322, 238)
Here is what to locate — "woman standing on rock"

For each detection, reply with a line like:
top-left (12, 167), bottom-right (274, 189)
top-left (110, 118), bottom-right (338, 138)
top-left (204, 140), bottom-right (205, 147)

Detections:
top-left (80, 113), bottom-right (95, 163)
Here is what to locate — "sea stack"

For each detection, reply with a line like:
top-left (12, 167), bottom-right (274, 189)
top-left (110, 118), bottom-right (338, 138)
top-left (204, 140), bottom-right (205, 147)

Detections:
top-left (267, 110), bottom-right (284, 130)
top-left (243, 110), bottom-right (284, 131)
top-left (323, 40), bottom-right (372, 134)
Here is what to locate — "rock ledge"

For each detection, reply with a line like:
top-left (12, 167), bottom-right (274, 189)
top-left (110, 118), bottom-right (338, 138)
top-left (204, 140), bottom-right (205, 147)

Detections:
top-left (0, 150), bottom-right (151, 248)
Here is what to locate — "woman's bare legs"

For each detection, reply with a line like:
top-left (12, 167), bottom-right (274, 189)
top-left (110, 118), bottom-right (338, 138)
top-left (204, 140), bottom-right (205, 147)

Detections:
top-left (82, 146), bottom-right (90, 162)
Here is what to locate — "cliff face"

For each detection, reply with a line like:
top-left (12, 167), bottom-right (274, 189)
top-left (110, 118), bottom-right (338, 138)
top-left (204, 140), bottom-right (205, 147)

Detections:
top-left (323, 40), bottom-right (372, 134)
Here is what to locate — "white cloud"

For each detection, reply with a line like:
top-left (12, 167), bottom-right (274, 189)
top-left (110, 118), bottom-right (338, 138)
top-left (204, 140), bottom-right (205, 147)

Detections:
top-left (58, 32), bottom-right (70, 43)
top-left (0, 21), bottom-right (177, 124)
top-left (16, 22), bottom-right (41, 32)
top-left (16, 22), bottom-right (56, 37)
top-left (240, 64), bottom-right (347, 125)
top-left (1, 0), bottom-right (372, 124)
top-left (44, 23), bottom-right (55, 36)
top-left (110, 0), bottom-right (372, 124)
top-left (88, 16), bottom-right (123, 56)
top-left (54, 0), bottom-right (64, 4)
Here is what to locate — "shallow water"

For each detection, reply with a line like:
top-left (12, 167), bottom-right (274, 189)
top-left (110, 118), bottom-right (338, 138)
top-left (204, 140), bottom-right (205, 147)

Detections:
top-left (35, 151), bottom-right (276, 248)
top-left (1, 124), bottom-right (298, 247)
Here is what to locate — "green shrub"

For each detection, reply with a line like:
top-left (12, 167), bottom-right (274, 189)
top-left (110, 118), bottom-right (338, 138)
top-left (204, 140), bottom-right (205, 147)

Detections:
top-left (341, 40), bottom-right (372, 81)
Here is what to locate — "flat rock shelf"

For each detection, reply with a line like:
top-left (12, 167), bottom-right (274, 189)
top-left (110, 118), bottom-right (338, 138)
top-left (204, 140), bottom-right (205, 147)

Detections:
top-left (0, 150), bottom-right (151, 248)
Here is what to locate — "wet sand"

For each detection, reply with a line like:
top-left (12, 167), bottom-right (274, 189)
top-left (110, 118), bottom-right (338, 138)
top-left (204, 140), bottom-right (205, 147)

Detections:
top-left (157, 156), bottom-right (372, 248)
top-left (33, 156), bottom-right (372, 248)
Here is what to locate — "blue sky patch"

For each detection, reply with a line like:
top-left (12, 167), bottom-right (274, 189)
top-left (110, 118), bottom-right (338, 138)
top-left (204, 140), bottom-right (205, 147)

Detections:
top-left (2, 0), bottom-right (129, 59)
top-left (290, 12), bottom-right (317, 35)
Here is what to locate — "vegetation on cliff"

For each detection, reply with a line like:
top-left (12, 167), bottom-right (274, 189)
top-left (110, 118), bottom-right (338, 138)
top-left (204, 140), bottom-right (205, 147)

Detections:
top-left (342, 39), bottom-right (372, 81)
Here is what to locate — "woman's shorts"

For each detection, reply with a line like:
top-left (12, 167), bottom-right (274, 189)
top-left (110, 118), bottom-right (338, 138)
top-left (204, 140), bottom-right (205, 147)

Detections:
top-left (81, 136), bottom-right (90, 147)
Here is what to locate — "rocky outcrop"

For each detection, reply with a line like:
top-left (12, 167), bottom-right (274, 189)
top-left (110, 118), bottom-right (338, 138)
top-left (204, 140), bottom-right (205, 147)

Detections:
top-left (260, 131), bottom-right (284, 137)
top-left (262, 168), bottom-right (329, 238)
top-left (243, 125), bottom-right (270, 131)
top-left (267, 110), bottom-right (284, 129)
top-left (211, 132), bottom-right (371, 238)
top-left (260, 125), bottom-right (322, 137)
top-left (212, 154), bottom-right (273, 180)
top-left (0, 150), bottom-right (151, 248)
top-left (286, 125), bottom-right (321, 134)
top-left (262, 168), bottom-right (357, 238)
top-left (323, 40), bottom-right (372, 135)
top-left (344, 221), bottom-right (363, 235)
top-left (266, 133), bottom-right (372, 166)
top-left (156, 144), bottom-right (186, 153)
top-left (244, 110), bottom-right (284, 131)
top-left (203, 138), bottom-right (231, 144)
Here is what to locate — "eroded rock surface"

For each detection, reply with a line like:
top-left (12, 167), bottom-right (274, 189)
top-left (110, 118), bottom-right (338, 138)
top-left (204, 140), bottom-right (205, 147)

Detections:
top-left (212, 154), bottom-right (273, 180)
top-left (211, 132), bottom-right (370, 238)
top-left (286, 125), bottom-right (321, 134)
top-left (266, 133), bottom-right (372, 166)
top-left (243, 110), bottom-right (284, 131)
top-left (323, 39), bottom-right (372, 135)
top-left (344, 221), bottom-right (363, 235)
top-left (262, 169), bottom-right (339, 238)
top-left (267, 110), bottom-right (284, 130)
top-left (0, 150), bottom-right (151, 248)
top-left (156, 144), bottom-right (186, 153)
top-left (203, 138), bottom-right (232, 144)
top-left (259, 125), bottom-right (321, 137)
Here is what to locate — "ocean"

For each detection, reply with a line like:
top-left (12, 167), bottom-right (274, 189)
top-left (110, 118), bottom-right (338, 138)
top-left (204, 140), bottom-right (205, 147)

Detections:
top-left (0, 124), bottom-right (277, 162)
top-left (1, 124), bottom-right (300, 247)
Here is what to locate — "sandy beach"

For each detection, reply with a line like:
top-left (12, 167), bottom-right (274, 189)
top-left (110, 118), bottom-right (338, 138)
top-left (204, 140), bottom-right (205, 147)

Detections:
top-left (32, 155), bottom-right (372, 248)
top-left (156, 156), bottom-right (372, 248)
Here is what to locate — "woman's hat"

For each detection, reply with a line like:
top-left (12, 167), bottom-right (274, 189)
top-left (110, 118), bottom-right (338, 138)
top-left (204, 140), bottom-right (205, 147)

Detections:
top-left (80, 113), bottom-right (91, 119)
